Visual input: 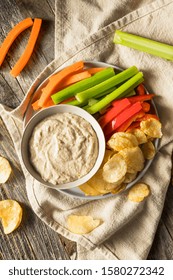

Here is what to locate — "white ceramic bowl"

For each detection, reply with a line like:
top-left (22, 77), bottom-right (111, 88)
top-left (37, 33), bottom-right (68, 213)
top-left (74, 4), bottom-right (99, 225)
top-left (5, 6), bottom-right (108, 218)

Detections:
top-left (21, 104), bottom-right (106, 190)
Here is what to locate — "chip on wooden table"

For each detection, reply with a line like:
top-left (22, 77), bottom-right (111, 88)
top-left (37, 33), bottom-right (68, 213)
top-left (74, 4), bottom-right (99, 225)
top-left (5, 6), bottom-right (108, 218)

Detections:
top-left (0, 200), bottom-right (23, 234)
top-left (140, 118), bottom-right (162, 138)
top-left (127, 183), bottom-right (150, 202)
top-left (107, 132), bottom-right (138, 151)
top-left (67, 215), bottom-right (101, 234)
top-left (0, 156), bottom-right (12, 184)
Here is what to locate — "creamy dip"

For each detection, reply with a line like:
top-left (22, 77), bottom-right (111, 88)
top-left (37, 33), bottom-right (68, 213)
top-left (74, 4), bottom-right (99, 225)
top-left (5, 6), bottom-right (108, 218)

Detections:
top-left (29, 112), bottom-right (98, 185)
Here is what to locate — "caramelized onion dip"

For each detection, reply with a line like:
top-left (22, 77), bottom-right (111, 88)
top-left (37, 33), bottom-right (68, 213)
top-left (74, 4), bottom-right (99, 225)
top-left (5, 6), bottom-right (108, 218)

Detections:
top-left (29, 112), bottom-right (98, 184)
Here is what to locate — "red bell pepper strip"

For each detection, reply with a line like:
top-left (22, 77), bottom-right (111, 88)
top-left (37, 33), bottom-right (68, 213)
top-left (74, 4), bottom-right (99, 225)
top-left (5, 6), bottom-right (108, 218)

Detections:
top-left (116, 110), bottom-right (145, 132)
top-left (141, 102), bottom-right (150, 112)
top-left (136, 84), bottom-right (146, 95)
top-left (137, 113), bottom-right (159, 122)
top-left (99, 98), bottom-right (131, 128)
top-left (126, 121), bottom-right (141, 131)
top-left (103, 102), bottom-right (142, 136)
top-left (112, 94), bottom-right (155, 106)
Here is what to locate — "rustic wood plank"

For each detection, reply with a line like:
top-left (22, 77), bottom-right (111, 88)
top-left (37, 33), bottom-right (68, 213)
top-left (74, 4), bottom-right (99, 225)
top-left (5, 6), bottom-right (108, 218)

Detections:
top-left (59, 235), bottom-right (77, 259)
top-left (0, 0), bottom-right (55, 107)
top-left (148, 180), bottom-right (173, 260)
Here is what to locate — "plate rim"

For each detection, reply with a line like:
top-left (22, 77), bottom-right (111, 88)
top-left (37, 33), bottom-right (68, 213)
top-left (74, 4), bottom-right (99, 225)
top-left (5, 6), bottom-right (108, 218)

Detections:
top-left (23, 61), bottom-right (159, 200)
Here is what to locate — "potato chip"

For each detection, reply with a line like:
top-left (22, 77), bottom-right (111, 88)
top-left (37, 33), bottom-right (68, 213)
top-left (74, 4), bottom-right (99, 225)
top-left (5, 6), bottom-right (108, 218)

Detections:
top-left (111, 183), bottom-right (127, 194)
top-left (0, 200), bottom-right (22, 234)
top-left (67, 215), bottom-right (101, 234)
top-left (146, 135), bottom-right (154, 142)
top-left (79, 183), bottom-right (102, 196)
top-left (103, 153), bottom-right (127, 183)
top-left (129, 129), bottom-right (147, 145)
top-left (141, 141), bottom-right (156, 160)
top-left (101, 149), bottom-right (115, 167)
top-left (140, 118), bottom-right (162, 138)
top-left (107, 132), bottom-right (138, 151)
top-left (124, 172), bottom-right (138, 183)
top-left (88, 169), bottom-right (124, 194)
top-left (119, 146), bottom-right (145, 174)
top-left (0, 156), bottom-right (12, 184)
top-left (127, 183), bottom-right (150, 202)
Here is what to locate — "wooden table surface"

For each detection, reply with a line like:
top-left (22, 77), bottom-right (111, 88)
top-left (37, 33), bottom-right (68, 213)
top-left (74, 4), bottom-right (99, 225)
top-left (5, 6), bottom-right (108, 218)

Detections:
top-left (0, 0), bottom-right (173, 260)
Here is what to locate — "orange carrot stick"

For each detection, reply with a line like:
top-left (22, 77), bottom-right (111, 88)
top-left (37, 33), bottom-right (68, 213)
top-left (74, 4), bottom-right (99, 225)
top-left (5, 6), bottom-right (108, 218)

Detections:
top-left (32, 99), bottom-right (41, 111)
top-left (0, 18), bottom-right (33, 66)
top-left (59, 70), bottom-right (91, 87)
top-left (42, 98), bottom-right (54, 108)
top-left (10, 18), bottom-right (42, 77)
top-left (86, 67), bottom-right (106, 74)
top-left (38, 60), bottom-right (84, 107)
top-left (32, 69), bottom-right (89, 110)
top-left (50, 70), bottom-right (91, 89)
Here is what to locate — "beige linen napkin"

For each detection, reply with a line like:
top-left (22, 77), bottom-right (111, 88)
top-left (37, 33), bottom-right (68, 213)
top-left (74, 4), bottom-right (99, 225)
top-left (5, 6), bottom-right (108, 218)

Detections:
top-left (0, 0), bottom-right (173, 260)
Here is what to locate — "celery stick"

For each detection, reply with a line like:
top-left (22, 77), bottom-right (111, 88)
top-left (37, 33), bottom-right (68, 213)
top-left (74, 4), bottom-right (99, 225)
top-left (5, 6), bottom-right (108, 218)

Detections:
top-left (126, 90), bottom-right (136, 97)
top-left (72, 86), bottom-right (135, 109)
top-left (87, 72), bottom-right (143, 114)
top-left (67, 86), bottom-right (116, 107)
top-left (88, 98), bottom-right (99, 106)
top-left (95, 86), bottom-right (117, 98)
top-left (82, 104), bottom-right (90, 110)
top-left (76, 66), bottom-right (138, 103)
top-left (51, 67), bottom-right (115, 104)
top-left (67, 99), bottom-right (87, 107)
top-left (82, 99), bottom-right (99, 110)
top-left (114, 30), bottom-right (173, 60)
top-left (116, 77), bottom-right (144, 99)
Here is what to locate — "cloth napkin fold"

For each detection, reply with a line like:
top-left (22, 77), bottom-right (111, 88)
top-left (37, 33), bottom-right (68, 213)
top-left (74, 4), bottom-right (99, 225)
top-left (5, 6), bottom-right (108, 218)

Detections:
top-left (1, 0), bottom-right (173, 259)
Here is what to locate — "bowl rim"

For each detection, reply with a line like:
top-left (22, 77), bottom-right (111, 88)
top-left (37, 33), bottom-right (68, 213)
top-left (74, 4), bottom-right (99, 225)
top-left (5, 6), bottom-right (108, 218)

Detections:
top-left (21, 104), bottom-right (106, 190)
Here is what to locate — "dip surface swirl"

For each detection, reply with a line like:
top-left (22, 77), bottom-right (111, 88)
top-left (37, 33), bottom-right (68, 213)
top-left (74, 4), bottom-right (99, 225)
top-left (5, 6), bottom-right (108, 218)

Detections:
top-left (29, 112), bottom-right (98, 185)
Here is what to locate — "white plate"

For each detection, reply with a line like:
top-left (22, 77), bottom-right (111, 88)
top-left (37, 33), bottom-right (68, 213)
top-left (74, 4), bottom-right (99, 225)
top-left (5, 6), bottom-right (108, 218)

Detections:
top-left (24, 61), bottom-right (159, 200)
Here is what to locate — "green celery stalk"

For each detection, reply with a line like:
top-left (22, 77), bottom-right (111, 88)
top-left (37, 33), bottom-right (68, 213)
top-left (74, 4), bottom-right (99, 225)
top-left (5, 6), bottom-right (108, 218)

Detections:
top-left (86, 72), bottom-right (143, 115)
top-left (76, 66), bottom-right (138, 103)
top-left (116, 77), bottom-right (144, 99)
top-left (88, 98), bottom-right (99, 106)
top-left (82, 99), bottom-right (99, 110)
top-left (126, 90), bottom-right (136, 97)
top-left (51, 67), bottom-right (115, 104)
top-left (67, 99), bottom-right (87, 107)
top-left (96, 90), bottom-right (135, 113)
top-left (95, 86), bottom-right (116, 98)
top-left (114, 30), bottom-right (173, 60)
top-left (83, 88), bottom-right (136, 111)
top-left (67, 86), bottom-right (116, 107)
top-left (82, 104), bottom-right (90, 110)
